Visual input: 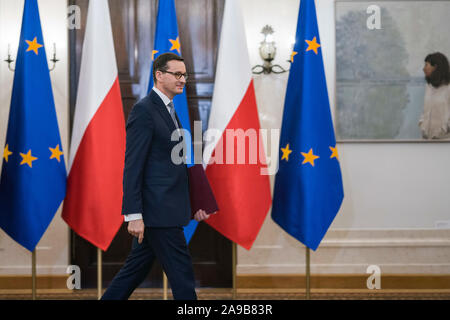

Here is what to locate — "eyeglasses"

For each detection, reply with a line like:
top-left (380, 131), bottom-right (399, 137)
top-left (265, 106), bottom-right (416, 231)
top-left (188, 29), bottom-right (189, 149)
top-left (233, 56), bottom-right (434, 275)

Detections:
top-left (162, 70), bottom-right (189, 81)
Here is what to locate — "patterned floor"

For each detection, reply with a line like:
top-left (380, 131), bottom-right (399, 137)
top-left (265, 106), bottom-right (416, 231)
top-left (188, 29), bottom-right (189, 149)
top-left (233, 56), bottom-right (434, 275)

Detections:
top-left (1, 288), bottom-right (450, 300)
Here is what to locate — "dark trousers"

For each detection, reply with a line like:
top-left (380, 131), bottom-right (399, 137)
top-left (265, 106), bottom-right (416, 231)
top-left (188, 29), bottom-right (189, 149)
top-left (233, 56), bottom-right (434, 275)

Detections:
top-left (101, 227), bottom-right (197, 300)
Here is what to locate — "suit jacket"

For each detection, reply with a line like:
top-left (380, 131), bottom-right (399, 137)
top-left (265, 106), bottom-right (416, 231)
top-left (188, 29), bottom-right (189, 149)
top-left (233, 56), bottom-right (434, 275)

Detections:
top-left (121, 90), bottom-right (191, 227)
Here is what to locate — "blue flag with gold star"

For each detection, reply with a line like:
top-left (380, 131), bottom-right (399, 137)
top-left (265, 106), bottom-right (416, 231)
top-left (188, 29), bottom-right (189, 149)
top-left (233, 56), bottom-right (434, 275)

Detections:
top-left (148, 0), bottom-right (190, 136)
top-left (147, 0), bottom-right (198, 242)
top-left (271, 0), bottom-right (344, 251)
top-left (0, 0), bottom-right (66, 251)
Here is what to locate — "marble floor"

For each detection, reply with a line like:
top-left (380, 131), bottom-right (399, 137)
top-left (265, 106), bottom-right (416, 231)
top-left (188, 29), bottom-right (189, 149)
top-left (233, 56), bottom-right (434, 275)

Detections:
top-left (1, 288), bottom-right (449, 300)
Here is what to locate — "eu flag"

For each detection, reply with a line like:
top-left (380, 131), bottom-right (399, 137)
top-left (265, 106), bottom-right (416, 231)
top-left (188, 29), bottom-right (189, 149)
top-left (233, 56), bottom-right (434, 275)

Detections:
top-left (148, 0), bottom-right (197, 242)
top-left (271, 0), bottom-right (344, 251)
top-left (0, 0), bottom-right (66, 251)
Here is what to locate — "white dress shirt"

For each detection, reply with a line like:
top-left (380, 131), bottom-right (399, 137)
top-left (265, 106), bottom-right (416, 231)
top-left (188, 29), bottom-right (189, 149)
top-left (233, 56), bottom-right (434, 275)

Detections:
top-left (419, 83), bottom-right (450, 139)
top-left (124, 87), bottom-right (173, 222)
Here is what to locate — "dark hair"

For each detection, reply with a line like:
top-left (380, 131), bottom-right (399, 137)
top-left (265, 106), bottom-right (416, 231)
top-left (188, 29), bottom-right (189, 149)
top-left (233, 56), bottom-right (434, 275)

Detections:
top-left (152, 52), bottom-right (184, 84)
top-left (424, 52), bottom-right (450, 88)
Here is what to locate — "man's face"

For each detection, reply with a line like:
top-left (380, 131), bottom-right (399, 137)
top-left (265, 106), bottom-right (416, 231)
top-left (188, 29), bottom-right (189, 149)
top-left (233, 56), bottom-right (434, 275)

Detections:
top-left (156, 60), bottom-right (187, 99)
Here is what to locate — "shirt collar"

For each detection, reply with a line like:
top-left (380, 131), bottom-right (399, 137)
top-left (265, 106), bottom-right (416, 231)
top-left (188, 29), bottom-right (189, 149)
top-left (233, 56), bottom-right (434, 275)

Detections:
top-left (152, 86), bottom-right (172, 107)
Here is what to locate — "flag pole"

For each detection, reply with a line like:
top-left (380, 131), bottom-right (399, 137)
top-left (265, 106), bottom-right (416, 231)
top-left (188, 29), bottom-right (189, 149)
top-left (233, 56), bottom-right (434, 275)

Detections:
top-left (32, 249), bottom-right (37, 300)
top-left (305, 247), bottom-right (310, 300)
top-left (97, 248), bottom-right (102, 299)
top-left (163, 272), bottom-right (168, 300)
top-left (232, 242), bottom-right (237, 300)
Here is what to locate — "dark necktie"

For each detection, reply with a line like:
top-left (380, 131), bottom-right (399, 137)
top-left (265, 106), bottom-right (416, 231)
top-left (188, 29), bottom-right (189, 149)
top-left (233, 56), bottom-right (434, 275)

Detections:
top-left (168, 101), bottom-right (186, 161)
top-left (167, 101), bottom-right (179, 129)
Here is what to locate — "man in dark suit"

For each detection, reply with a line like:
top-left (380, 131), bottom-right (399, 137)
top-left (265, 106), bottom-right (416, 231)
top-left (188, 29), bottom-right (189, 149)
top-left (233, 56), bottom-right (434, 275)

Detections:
top-left (101, 52), bottom-right (209, 300)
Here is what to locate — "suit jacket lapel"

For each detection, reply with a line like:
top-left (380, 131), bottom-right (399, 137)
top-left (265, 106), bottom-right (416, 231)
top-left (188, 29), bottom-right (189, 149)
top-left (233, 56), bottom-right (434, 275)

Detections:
top-left (150, 90), bottom-right (177, 133)
top-left (149, 90), bottom-right (188, 163)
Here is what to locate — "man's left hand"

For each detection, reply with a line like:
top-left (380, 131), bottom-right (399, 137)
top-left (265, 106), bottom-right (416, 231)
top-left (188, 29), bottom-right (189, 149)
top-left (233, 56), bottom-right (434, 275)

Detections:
top-left (194, 209), bottom-right (210, 222)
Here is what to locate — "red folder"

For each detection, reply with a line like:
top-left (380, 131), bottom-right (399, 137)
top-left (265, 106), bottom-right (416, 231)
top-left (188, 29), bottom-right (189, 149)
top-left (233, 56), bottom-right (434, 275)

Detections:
top-left (188, 164), bottom-right (219, 218)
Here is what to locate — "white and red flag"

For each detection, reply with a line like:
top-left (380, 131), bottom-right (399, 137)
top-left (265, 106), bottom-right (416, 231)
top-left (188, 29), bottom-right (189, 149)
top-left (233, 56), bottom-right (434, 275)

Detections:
top-left (62, 0), bottom-right (125, 251)
top-left (204, 0), bottom-right (272, 250)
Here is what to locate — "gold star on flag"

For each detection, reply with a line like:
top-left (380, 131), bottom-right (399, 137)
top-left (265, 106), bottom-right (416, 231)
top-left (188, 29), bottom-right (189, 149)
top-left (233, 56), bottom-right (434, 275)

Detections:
top-left (305, 36), bottom-right (320, 54)
top-left (169, 36), bottom-right (181, 54)
top-left (280, 144), bottom-right (293, 161)
top-left (330, 146), bottom-right (339, 160)
top-left (290, 51), bottom-right (298, 63)
top-left (3, 144), bottom-right (13, 162)
top-left (20, 150), bottom-right (38, 168)
top-left (49, 145), bottom-right (64, 162)
top-left (25, 37), bottom-right (43, 55)
top-left (301, 148), bottom-right (319, 167)
top-left (152, 50), bottom-right (159, 61)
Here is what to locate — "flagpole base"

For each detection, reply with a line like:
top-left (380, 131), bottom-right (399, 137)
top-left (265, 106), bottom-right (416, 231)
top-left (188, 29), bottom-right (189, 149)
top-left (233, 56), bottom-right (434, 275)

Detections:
top-left (232, 242), bottom-right (237, 300)
top-left (305, 247), bottom-right (310, 300)
top-left (97, 248), bottom-right (102, 300)
top-left (32, 250), bottom-right (37, 300)
top-left (163, 272), bottom-right (168, 300)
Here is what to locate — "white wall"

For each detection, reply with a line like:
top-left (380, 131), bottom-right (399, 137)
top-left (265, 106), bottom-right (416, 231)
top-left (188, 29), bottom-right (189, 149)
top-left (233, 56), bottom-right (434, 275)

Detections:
top-left (243, 0), bottom-right (450, 229)
top-left (0, 0), bottom-right (69, 275)
top-left (239, 0), bottom-right (450, 275)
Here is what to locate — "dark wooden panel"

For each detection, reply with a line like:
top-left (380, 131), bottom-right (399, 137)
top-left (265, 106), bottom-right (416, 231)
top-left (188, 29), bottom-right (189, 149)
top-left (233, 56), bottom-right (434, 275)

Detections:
top-left (175, 0), bottom-right (230, 288)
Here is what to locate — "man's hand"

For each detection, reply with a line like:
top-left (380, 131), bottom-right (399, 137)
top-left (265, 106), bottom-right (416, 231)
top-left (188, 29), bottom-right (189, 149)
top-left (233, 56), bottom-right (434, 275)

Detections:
top-left (128, 219), bottom-right (145, 244)
top-left (194, 209), bottom-right (210, 222)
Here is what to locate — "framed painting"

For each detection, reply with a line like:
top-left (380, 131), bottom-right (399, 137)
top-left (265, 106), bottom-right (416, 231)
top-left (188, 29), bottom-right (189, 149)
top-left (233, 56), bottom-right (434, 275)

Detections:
top-left (335, 0), bottom-right (450, 141)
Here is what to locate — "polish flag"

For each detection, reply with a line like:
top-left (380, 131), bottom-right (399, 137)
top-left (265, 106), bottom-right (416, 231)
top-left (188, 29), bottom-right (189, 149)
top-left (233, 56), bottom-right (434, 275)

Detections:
top-left (62, 0), bottom-right (125, 251)
top-left (204, 0), bottom-right (272, 250)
